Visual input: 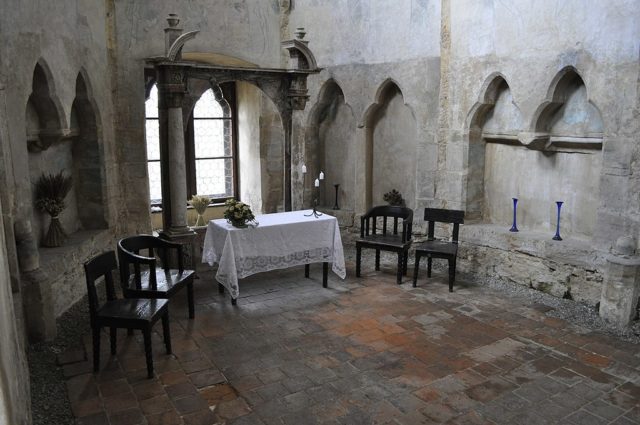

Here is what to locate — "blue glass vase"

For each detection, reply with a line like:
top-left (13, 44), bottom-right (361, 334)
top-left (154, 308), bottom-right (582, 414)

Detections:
top-left (552, 201), bottom-right (563, 241)
top-left (509, 198), bottom-right (519, 232)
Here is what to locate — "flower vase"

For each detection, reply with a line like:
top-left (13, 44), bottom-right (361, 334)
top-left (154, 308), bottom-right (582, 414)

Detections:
top-left (230, 219), bottom-right (248, 228)
top-left (195, 213), bottom-right (206, 227)
top-left (552, 201), bottom-right (563, 241)
top-left (509, 198), bottom-right (519, 232)
top-left (43, 216), bottom-right (66, 247)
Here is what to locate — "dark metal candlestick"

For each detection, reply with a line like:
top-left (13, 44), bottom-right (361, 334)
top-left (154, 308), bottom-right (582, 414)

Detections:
top-left (333, 184), bottom-right (340, 210)
top-left (305, 184), bottom-right (323, 218)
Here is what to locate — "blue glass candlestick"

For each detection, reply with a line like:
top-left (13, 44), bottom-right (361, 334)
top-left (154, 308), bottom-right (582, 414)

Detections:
top-left (509, 198), bottom-right (519, 232)
top-left (552, 201), bottom-right (563, 241)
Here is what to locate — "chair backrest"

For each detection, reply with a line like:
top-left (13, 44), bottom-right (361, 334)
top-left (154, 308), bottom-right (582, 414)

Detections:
top-left (118, 235), bottom-right (184, 291)
top-left (424, 208), bottom-right (465, 243)
top-left (84, 251), bottom-right (118, 325)
top-left (361, 205), bottom-right (413, 242)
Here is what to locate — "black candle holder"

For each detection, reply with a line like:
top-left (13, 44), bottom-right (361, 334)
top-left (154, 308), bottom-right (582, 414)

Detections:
top-left (333, 184), bottom-right (340, 210)
top-left (305, 198), bottom-right (323, 218)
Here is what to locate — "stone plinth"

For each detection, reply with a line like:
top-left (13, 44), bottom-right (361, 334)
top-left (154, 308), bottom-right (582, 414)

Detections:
top-left (599, 237), bottom-right (640, 327)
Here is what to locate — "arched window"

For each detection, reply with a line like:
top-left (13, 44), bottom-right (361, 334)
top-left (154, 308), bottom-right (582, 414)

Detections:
top-left (145, 83), bottom-right (237, 206)
top-left (187, 87), bottom-right (235, 200)
top-left (145, 85), bottom-right (162, 203)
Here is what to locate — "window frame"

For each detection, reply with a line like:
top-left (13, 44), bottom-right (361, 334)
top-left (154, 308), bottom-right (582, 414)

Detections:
top-left (145, 81), bottom-right (239, 208)
top-left (185, 82), bottom-right (239, 204)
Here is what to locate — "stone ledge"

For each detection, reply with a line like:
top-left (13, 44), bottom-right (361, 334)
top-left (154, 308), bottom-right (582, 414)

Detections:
top-left (460, 223), bottom-right (607, 270)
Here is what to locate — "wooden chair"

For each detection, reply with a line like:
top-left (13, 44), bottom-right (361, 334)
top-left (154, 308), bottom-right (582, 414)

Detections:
top-left (413, 208), bottom-right (465, 292)
top-left (117, 235), bottom-right (196, 319)
top-left (84, 251), bottom-right (171, 378)
top-left (356, 205), bottom-right (413, 284)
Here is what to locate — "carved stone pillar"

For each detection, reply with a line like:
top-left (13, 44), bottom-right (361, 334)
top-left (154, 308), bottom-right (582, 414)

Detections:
top-left (157, 65), bottom-right (194, 239)
top-left (599, 236), bottom-right (640, 327)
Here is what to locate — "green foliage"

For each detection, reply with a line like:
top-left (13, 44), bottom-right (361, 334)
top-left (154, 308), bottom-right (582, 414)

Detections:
top-left (34, 171), bottom-right (72, 217)
top-left (223, 199), bottom-right (255, 226)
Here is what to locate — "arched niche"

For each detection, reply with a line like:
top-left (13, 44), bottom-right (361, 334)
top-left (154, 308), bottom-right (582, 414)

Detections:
top-left (466, 75), bottom-right (523, 222)
top-left (305, 79), bottom-right (356, 210)
top-left (27, 67), bottom-right (107, 245)
top-left (534, 67), bottom-right (604, 150)
top-left (71, 72), bottom-right (108, 229)
top-left (364, 80), bottom-right (417, 210)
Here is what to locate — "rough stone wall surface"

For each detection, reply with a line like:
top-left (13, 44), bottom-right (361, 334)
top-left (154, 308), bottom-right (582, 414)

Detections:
top-left (0, 181), bottom-right (30, 424)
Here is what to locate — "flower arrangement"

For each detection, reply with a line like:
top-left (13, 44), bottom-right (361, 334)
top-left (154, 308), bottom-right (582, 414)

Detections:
top-left (383, 189), bottom-right (405, 206)
top-left (189, 194), bottom-right (211, 226)
top-left (34, 171), bottom-right (73, 247)
top-left (223, 199), bottom-right (256, 228)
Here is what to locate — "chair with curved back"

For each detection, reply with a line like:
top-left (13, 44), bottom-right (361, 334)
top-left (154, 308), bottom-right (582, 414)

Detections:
top-left (84, 250), bottom-right (171, 379)
top-left (117, 235), bottom-right (196, 319)
top-left (356, 205), bottom-right (413, 284)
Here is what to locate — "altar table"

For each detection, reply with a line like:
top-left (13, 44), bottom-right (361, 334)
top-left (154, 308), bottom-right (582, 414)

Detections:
top-left (202, 210), bottom-right (346, 302)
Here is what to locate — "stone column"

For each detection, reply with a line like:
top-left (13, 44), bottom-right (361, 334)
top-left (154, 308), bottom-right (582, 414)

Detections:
top-left (599, 236), bottom-right (640, 327)
top-left (290, 108), bottom-right (305, 211)
top-left (157, 65), bottom-right (194, 239)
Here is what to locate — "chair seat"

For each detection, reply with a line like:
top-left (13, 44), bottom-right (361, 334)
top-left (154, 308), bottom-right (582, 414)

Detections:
top-left (356, 234), bottom-right (412, 250)
top-left (97, 298), bottom-right (168, 323)
top-left (415, 240), bottom-right (458, 257)
top-left (126, 269), bottom-right (195, 295)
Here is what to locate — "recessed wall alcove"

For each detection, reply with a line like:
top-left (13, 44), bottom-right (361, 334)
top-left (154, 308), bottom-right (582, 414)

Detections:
top-left (305, 79), bottom-right (356, 211)
top-left (466, 70), bottom-right (603, 240)
top-left (28, 68), bottom-right (107, 246)
top-left (365, 80), bottom-right (417, 210)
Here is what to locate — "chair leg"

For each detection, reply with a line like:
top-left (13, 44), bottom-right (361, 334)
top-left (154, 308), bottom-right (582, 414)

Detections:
top-left (448, 258), bottom-right (456, 292)
top-left (305, 264), bottom-right (310, 278)
top-left (413, 255), bottom-right (421, 287)
top-left (322, 262), bottom-right (328, 288)
top-left (403, 251), bottom-right (409, 275)
top-left (187, 281), bottom-right (195, 319)
top-left (356, 246), bottom-right (361, 277)
top-left (396, 253), bottom-right (403, 285)
top-left (109, 327), bottom-right (117, 355)
top-left (162, 312), bottom-right (172, 355)
top-left (427, 257), bottom-right (432, 278)
top-left (375, 250), bottom-right (380, 271)
top-left (143, 328), bottom-right (154, 379)
top-left (92, 326), bottom-right (101, 372)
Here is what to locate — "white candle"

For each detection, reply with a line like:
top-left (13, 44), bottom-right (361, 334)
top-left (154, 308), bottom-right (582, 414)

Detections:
top-left (319, 171), bottom-right (325, 180)
top-left (301, 164), bottom-right (307, 174)
top-left (314, 178), bottom-right (320, 187)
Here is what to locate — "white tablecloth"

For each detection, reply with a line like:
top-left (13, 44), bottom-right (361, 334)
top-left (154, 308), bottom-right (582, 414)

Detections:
top-left (202, 210), bottom-right (346, 299)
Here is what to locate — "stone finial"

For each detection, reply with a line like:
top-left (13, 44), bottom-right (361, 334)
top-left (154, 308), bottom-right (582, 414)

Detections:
top-left (614, 236), bottom-right (636, 257)
top-left (167, 13), bottom-right (180, 28)
top-left (294, 27), bottom-right (306, 40)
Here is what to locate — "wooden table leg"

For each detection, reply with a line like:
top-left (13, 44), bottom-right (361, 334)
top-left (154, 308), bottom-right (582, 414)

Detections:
top-left (231, 297), bottom-right (237, 306)
top-left (305, 264), bottom-right (310, 278)
top-left (218, 283), bottom-right (225, 294)
top-left (323, 262), bottom-right (328, 288)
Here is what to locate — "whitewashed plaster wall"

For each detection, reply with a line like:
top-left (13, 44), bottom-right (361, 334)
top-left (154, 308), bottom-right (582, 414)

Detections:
top-left (443, 0), bottom-right (640, 302)
top-left (291, 0), bottom-right (442, 217)
top-left (237, 82), bottom-right (263, 213)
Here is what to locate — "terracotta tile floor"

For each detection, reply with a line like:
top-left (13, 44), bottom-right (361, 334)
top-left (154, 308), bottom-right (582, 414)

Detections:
top-left (61, 262), bottom-right (640, 424)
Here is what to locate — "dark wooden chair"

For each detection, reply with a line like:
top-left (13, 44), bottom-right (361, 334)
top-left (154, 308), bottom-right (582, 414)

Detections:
top-left (356, 205), bottom-right (413, 284)
top-left (117, 235), bottom-right (196, 319)
top-left (84, 251), bottom-right (171, 378)
top-left (413, 208), bottom-right (465, 292)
